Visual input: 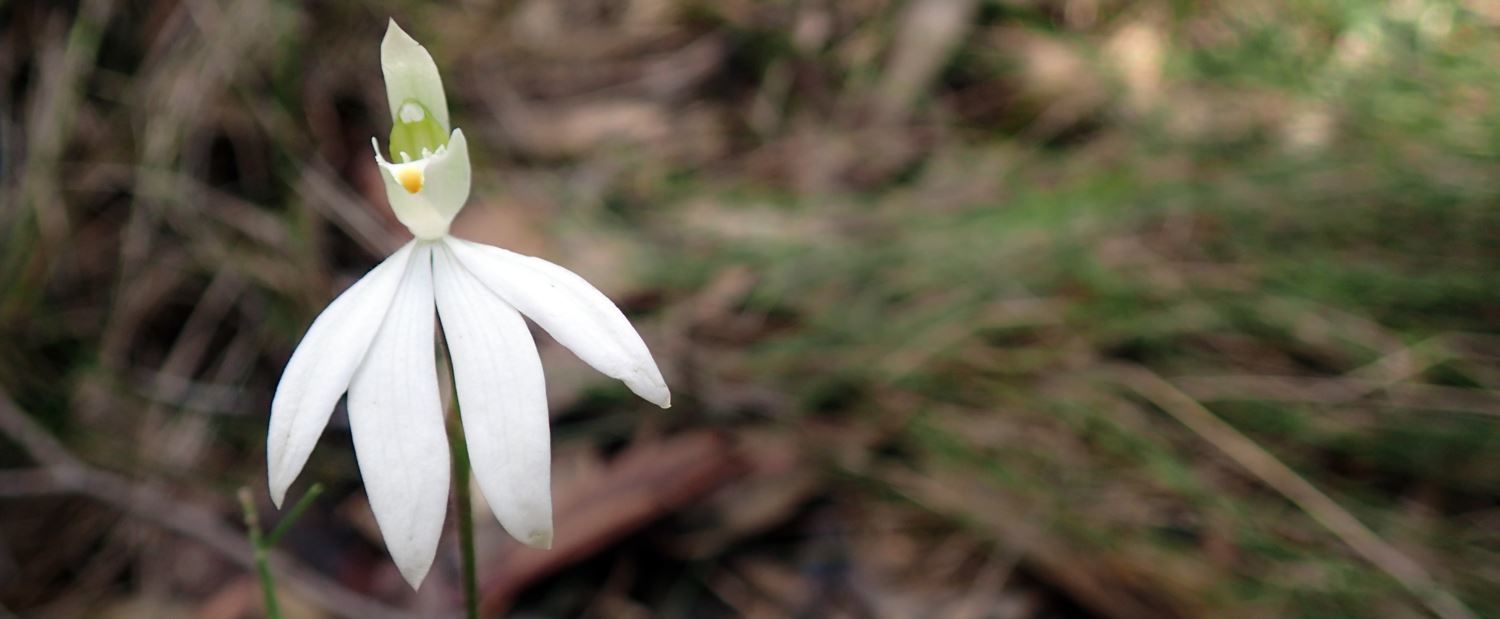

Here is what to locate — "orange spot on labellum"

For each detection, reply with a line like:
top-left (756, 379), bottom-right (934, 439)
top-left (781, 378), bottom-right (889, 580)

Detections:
top-left (396, 168), bottom-right (424, 193)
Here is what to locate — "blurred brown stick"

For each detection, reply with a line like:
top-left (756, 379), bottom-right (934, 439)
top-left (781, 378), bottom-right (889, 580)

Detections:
top-left (1173, 332), bottom-right (1500, 416)
top-left (874, 0), bottom-right (980, 124)
top-left (1172, 375), bottom-right (1500, 416)
top-left (0, 390), bottom-right (415, 619)
top-left (480, 431), bottom-right (746, 615)
top-left (1110, 364), bottom-right (1477, 619)
top-left (878, 466), bottom-right (1179, 619)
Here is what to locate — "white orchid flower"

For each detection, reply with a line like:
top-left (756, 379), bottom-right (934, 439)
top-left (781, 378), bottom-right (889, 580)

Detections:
top-left (265, 20), bottom-right (670, 589)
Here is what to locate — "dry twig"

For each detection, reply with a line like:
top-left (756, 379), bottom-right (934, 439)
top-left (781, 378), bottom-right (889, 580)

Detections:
top-left (1110, 364), bottom-right (1477, 619)
top-left (479, 431), bottom-right (746, 616)
top-left (0, 390), bottom-right (415, 619)
top-left (1172, 375), bottom-right (1500, 417)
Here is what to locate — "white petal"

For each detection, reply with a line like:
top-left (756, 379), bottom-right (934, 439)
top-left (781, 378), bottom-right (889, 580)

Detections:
top-left (381, 20), bottom-right (449, 133)
top-left (444, 237), bottom-right (671, 408)
top-left (267, 242), bottom-right (417, 508)
top-left (418, 130), bottom-right (470, 222)
top-left (433, 245), bottom-right (553, 548)
top-left (347, 243), bottom-right (448, 588)
top-left (373, 130), bottom-right (471, 240)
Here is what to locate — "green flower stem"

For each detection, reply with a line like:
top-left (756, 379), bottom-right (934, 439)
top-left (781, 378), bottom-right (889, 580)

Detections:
top-left (239, 487), bottom-right (282, 619)
top-left (448, 408), bottom-right (479, 619)
top-left (239, 483), bottom-right (324, 619)
top-left (268, 483), bottom-right (325, 547)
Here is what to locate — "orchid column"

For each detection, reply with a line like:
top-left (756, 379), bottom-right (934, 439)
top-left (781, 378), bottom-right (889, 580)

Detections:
top-left (266, 20), bottom-right (670, 590)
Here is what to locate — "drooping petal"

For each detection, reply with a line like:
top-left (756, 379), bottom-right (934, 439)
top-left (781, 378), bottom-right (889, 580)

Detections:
top-left (381, 20), bottom-right (449, 133)
top-left (372, 129), bottom-right (471, 240)
top-left (347, 243), bottom-right (448, 588)
top-left (433, 245), bottom-right (553, 548)
top-left (267, 242), bottom-right (417, 508)
top-left (444, 237), bottom-right (671, 408)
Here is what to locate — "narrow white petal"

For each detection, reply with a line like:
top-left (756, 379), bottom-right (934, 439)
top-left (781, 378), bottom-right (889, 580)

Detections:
top-left (267, 242), bottom-right (417, 508)
top-left (444, 237), bottom-right (670, 408)
top-left (381, 20), bottom-right (449, 132)
top-left (433, 245), bottom-right (553, 548)
top-left (347, 243), bottom-right (448, 588)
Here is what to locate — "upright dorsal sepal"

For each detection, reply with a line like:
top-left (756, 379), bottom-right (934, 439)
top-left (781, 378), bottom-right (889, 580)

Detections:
top-left (381, 20), bottom-right (450, 160)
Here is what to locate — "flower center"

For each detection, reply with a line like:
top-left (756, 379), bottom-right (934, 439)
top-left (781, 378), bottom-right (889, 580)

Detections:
top-left (396, 167), bottom-right (424, 193)
top-left (384, 157), bottom-right (432, 194)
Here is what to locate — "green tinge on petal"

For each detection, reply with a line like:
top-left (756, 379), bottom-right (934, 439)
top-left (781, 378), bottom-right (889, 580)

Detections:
top-left (389, 99), bottom-right (449, 160)
top-left (381, 20), bottom-right (449, 134)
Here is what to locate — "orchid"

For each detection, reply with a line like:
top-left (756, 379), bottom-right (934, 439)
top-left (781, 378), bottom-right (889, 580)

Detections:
top-left (265, 21), bottom-right (670, 589)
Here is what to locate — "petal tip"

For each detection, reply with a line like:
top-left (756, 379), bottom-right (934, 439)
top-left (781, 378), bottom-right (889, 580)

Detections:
top-left (267, 458), bottom-right (290, 508)
top-left (441, 128), bottom-right (470, 163)
top-left (630, 376), bottom-right (672, 410)
top-left (395, 559), bottom-right (432, 590)
top-left (524, 528), bottom-right (554, 550)
top-left (382, 19), bottom-right (416, 49)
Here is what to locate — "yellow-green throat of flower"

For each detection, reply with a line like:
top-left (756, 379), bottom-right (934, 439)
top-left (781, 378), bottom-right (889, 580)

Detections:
top-left (388, 99), bottom-right (448, 193)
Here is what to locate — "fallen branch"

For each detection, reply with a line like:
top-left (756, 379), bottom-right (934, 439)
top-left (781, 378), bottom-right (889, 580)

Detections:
top-left (479, 430), bottom-right (746, 615)
top-left (1109, 364), bottom-right (1477, 619)
top-left (0, 390), bottom-right (414, 619)
top-left (1172, 375), bottom-right (1500, 417)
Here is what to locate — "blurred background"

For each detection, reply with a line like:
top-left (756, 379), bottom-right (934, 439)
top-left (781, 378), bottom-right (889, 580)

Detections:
top-left (2, 0), bottom-right (1498, 617)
